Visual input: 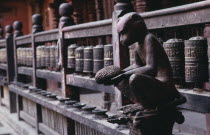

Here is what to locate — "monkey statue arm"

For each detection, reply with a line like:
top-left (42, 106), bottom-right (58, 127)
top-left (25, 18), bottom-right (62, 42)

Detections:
top-left (112, 36), bottom-right (157, 82)
top-left (122, 50), bottom-right (142, 72)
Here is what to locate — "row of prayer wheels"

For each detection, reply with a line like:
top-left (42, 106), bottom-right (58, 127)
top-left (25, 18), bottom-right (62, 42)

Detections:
top-left (17, 48), bottom-right (33, 67)
top-left (0, 49), bottom-right (6, 64)
top-left (68, 44), bottom-right (113, 74)
top-left (36, 45), bottom-right (58, 70)
top-left (162, 36), bottom-right (209, 85)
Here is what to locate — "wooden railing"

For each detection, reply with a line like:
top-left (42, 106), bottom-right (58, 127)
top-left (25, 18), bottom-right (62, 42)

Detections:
top-left (0, 1), bottom-right (210, 135)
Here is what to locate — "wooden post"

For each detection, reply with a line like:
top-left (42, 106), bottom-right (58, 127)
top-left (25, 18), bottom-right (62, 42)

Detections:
top-left (0, 27), bottom-right (3, 40)
top-left (13, 21), bottom-right (23, 82)
top-left (111, 0), bottom-right (133, 111)
top-left (31, 14), bottom-right (43, 134)
top-left (5, 25), bottom-right (17, 113)
top-left (58, 3), bottom-right (75, 98)
top-left (32, 14), bottom-right (43, 87)
top-left (58, 3), bottom-right (75, 135)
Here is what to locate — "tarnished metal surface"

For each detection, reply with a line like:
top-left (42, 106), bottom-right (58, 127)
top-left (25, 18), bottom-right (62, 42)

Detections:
top-left (104, 44), bottom-right (113, 67)
top-left (163, 39), bottom-right (185, 81)
top-left (34, 29), bottom-right (59, 42)
top-left (83, 46), bottom-right (93, 73)
top-left (93, 45), bottom-right (104, 74)
top-left (185, 36), bottom-right (208, 82)
top-left (36, 46), bottom-right (41, 68)
top-left (75, 46), bottom-right (84, 72)
top-left (15, 35), bottom-right (31, 45)
top-left (68, 44), bottom-right (78, 69)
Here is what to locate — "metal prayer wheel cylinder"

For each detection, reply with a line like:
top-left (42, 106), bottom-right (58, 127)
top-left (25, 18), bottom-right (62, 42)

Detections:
top-left (184, 36), bottom-right (208, 83)
top-left (163, 38), bottom-right (185, 81)
top-left (104, 44), bottom-right (113, 67)
top-left (93, 45), bottom-right (104, 74)
top-left (68, 44), bottom-right (78, 69)
top-left (50, 45), bottom-right (56, 68)
top-left (75, 46), bottom-right (84, 72)
top-left (36, 46), bottom-right (41, 68)
top-left (83, 46), bottom-right (93, 73)
top-left (17, 48), bottom-right (20, 65)
top-left (40, 46), bottom-right (45, 68)
top-left (29, 48), bottom-right (33, 67)
top-left (45, 46), bottom-right (50, 68)
top-left (55, 45), bottom-right (59, 70)
top-left (26, 48), bottom-right (30, 66)
top-left (129, 44), bottom-right (135, 65)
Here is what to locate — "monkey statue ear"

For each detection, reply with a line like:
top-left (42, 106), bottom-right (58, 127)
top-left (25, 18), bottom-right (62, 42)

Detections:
top-left (131, 13), bottom-right (142, 22)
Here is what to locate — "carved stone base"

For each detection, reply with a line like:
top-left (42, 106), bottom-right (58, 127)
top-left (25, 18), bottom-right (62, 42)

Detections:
top-left (129, 109), bottom-right (182, 135)
top-left (108, 104), bottom-right (184, 135)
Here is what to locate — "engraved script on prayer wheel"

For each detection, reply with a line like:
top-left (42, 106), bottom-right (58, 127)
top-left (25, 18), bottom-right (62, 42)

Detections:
top-left (163, 38), bottom-right (185, 82)
top-left (50, 45), bottom-right (56, 69)
top-left (36, 46), bottom-right (41, 68)
top-left (93, 45), bottom-right (104, 74)
top-left (45, 46), bottom-right (50, 68)
top-left (83, 46), bottom-right (93, 73)
top-left (184, 36), bottom-right (208, 83)
top-left (75, 46), bottom-right (84, 72)
top-left (104, 44), bottom-right (113, 67)
top-left (68, 44), bottom-right (78, 69)
top-left (40, 46), bottom-right (45, 68)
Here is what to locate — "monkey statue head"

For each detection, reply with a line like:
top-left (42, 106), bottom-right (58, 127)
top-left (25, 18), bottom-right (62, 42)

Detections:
top-left (117, 12), bottom-right (148, 46)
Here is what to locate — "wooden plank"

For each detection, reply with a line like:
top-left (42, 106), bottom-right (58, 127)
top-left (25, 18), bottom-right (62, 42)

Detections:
top-left (9, 85), bottom-right (128, 135)
top-left (0, 40), bottom-right (6, 47)
top-left (66, 74), bottom-right (115, 94)
top-left (34, 29), bottom-right (59, 42)
top-left (141, 1), bottom-right (210, 29)
top-left (18, 67), bottom-right (33, 76)
top-left (39, 123), bottom-right (60, 135)
top-left (63, 19), bottom-right (112, 39)
top-left (179, 89), bottom-right (210, 113)
top-left (9, 91), bottom-right (17, 113)
top-left (36, 70), bottom-right (62, 82)
top-left (20, 110), bottom-right (36, 127)
top-left (15, 35), bottom-right (31, 45)
top-left (0, 64), bottom-right (7, 70)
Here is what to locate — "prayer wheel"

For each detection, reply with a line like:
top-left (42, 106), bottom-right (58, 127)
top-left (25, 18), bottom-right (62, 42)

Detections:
top-left (163, 38), bottom-right (185, 82)
top-left (83, 46), bottom-right (93, 73)
top-left (104, 44), bottom-right (113, 67)
top-left (55, 45), bottom-right (59, 70)
top-left (36, 46), bottom-right (41, 68)
top-left (17, 48), bottom-right (20, 65)
top-left (93, 45), bottom-right (104, 74)
top-left (23, 48), bottom-right (26, 66)
top-left (40, 46), bottom-right (45, 68)
top-left (68, 44), bottom-right (78, 69)
top-left (45, 46), bottom-right (50, 68)
top-left (50, 45), bottom-right (56, 69)
top-left (184, 36), bottom-right (208, 83)
top-left (26, 48), bottom-right (30, 66)
top-left (29, 48), bottom-right (33, 67)
top-left (75, 46), bottom-right (84, 72)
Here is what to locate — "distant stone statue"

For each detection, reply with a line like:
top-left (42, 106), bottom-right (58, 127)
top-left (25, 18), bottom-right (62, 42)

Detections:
top-left (96, 12), bottom-right (186, 135)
